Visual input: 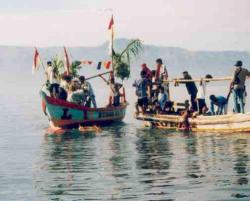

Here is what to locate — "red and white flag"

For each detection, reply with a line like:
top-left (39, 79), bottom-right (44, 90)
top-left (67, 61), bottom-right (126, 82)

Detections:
top-left (63, 47), bottom-right (71, 75)
top-left (108, 15), bottom-right (114, 30)
top-left (108, 15), bottom-right (114, 56)
top-left (32, 48), bottom-right (40, 73)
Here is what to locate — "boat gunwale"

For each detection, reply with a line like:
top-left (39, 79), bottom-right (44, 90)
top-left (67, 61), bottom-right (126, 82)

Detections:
top-left (41, 91), bottom-right (128, 112)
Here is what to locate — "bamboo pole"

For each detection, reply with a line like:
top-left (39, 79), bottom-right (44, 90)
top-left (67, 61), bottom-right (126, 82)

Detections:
top-left (164, 76), bottom-right (234, 83)
top-left (86, 71), bottom-right (113, 81)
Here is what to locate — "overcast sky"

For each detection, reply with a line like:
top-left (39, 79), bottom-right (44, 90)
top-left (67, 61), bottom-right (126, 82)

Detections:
top-left (0, 0), bottom-right (249, 51)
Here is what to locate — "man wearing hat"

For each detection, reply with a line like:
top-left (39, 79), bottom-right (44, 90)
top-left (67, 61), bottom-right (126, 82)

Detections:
top-left (231, 60), bottom-right (250, 113)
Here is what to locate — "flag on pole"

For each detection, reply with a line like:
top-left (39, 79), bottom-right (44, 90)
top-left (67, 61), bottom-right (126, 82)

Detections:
top-left (97, 62), bottom-right (102, 70)
top-left (63, 47), bottom-right (71, 75)
top-left (32, 48), bottom-right (40, 73)
top-left (108, 15), bottom-right (114, 56)
top-left (104, 61), bottom-right (111, 69)
top-left (108, 15), bottom-right (114, 30)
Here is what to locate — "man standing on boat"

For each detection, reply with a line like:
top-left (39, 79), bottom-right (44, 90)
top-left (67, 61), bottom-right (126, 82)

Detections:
top-left (141, 63), bottom-right (152, 80)
top-left (178, 71), bottom-right (198, 111)
top-left (133, 70), bottom-right (150, 114)
top-left (155, 58), bottom-right (168, 81)
top-left (155, 58), bottom-right (169, 98)
top-left (231, 60), bottom-right (250, 113)
top-left (46, 61), bottom-right (58, 84)
top-left (196, 74), bottom-right (213, 114)
top-left (79, 76), bottom-right (97, 108)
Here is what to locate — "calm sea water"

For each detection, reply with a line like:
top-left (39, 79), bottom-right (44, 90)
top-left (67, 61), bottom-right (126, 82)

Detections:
top-left (0, 78), bottom-right (250, 201)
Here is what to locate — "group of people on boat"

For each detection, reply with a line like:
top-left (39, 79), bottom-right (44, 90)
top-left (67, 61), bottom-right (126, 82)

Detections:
top-left (43, 61), bottom-right (124, 108)
top-left (133, 59), bottom-right (250, 117)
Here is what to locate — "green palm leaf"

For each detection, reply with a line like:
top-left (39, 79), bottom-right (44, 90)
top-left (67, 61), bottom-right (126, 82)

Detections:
top-left (113, 39), bottom-right (143, 80)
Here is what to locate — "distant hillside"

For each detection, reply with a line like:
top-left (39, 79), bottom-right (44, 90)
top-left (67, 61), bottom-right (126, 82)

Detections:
top-left (1, 38), bottom-right (250, 81)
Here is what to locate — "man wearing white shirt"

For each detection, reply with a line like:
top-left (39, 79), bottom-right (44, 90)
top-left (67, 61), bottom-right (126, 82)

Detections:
top-left (46, 61), bottom-right (58, 84)
top-left (196, 74), bottom-right (212, 114)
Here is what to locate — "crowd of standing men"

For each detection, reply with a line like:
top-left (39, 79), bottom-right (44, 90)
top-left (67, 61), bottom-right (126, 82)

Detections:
top-left (133, 59), bottom-right (250, 115)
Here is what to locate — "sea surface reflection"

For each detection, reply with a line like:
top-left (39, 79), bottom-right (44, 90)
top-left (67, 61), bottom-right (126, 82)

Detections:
top-left (33, 124), bottom-right (250, 201)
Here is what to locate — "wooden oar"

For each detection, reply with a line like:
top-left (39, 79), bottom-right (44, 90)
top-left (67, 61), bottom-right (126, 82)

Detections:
top-left (86, 71), bottom-right (112, 81)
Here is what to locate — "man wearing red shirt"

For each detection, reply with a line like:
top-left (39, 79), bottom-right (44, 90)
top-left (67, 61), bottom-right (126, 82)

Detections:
top-left (141, 63), bottom-right (152, 80)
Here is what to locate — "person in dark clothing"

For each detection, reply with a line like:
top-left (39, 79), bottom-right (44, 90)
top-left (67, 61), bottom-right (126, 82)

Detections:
top-left (179, 71), bottom-right (198, 111)
top-left (48, 83), bottom-right (68, 101)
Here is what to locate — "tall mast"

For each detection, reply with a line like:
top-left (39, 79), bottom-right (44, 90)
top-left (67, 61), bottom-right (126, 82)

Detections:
top-left (108, 15), bottom-right (115, 78)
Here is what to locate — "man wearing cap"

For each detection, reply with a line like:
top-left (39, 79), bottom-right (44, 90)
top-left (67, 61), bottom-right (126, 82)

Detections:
top-left (231, 60), bottom-right (250, 113)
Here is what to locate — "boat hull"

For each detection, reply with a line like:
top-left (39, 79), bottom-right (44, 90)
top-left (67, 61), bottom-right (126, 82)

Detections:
top-left (41, 91), bottom-right (128, 128)
top-left (135, 113), bottom-right (250, 133)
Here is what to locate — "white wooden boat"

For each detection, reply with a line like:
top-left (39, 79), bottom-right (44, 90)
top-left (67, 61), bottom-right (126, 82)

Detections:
top-left (135, 112), bottom-right (250, 132)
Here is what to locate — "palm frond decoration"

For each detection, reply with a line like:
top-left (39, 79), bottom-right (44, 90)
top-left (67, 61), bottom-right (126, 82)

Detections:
top-left (71, 60), bottom-right (82, 77)
top-left (113, 39), bottom-right (143, 80)
top-left (51, 55), bottom-right (64, 79)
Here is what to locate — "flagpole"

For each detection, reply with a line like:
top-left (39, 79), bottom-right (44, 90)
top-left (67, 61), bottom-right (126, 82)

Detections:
top-left (111, 24), bottom-right (114, 78)
top-left (108, 14), bottom-right (115, 80)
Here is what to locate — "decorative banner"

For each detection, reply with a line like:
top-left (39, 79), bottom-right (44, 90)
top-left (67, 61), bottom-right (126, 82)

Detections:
top-left (97, 62), bottom-right (102, 70)
top-left (80, 60), bottom-right (111, 70)
top-left (81, 61), bottom-right (93, 65)
top-left (103, 61), bottom-right (111, 69)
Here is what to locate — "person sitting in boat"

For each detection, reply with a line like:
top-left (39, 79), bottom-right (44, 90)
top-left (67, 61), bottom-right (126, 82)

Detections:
top-left (230, 60), bottom-right (250, 114)
top-left (67, 83), bottom-right (85, 105)
top-left (60, 74), bottom-right (72, 92)
top-left (177, 71), bottom-right (198, 112)
top-left (209, 95), bottom-right (228, 115)
top-left (133, 70), bottom-right (150, 114)
top-left (48, 83), bottom-right (67, 101)
top-left (79, 76), bottom-right (97, 108)
top-left (196, 74), bottom-right (213, 114)
top-left (156, 86), bottom-right (168, 113)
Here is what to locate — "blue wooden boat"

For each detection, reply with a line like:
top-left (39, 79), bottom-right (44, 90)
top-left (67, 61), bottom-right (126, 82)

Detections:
top-left (40, 91), bottom-right (128, 129)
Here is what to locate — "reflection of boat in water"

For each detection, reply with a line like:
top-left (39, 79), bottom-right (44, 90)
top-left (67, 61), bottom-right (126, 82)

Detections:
top-left (136, 112), bottom-right (250, 133)
top-left (41, 91), bottom-right (128, 129)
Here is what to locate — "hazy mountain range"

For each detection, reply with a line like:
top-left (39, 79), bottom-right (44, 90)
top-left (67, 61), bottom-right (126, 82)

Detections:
top-left (2, 38), bottom-right (250, 82)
